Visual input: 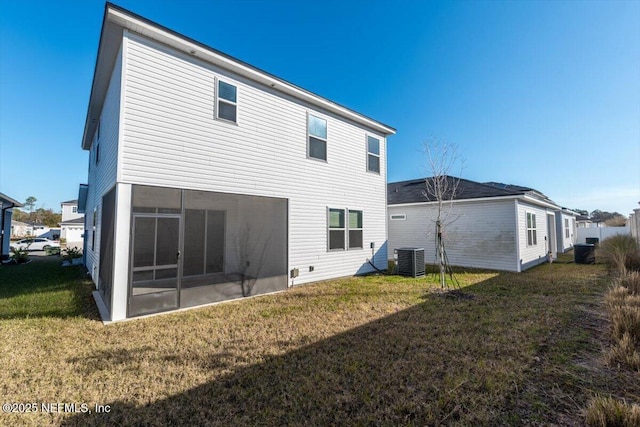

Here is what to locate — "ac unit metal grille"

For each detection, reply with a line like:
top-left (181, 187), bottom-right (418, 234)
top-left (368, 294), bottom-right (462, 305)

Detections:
top-left (397, 248), bottom-right (425, 278)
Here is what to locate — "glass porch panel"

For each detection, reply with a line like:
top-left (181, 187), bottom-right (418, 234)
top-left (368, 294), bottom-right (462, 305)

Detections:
top-left (133, 217), bottom-right (155, 268)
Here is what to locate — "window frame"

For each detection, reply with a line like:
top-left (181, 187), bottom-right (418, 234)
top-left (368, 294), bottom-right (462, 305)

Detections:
top-left (327, 207), bottom-right (364, 251)
top-left (307, 113), bottom-right (327, 162)
top-left (526, 212), bottom-right (537, 246)
top-left (564, 218), bottom-right (570, 239)
top-left (327, 208), bottom-right (345, 251)
top-left (366, 135), bottom-right (381, 174)
top-left (390, 214), bottom-right (406, 221)
top-left (347, 209), bottom-right (363, 250)
top-left (92, 208), bottom-right (97, 251)
top-left (215, 77), bottom-right (238, 124)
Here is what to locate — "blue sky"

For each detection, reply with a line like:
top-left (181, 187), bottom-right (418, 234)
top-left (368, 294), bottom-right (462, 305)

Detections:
top-left (1, 0), bottom-right (638, 215)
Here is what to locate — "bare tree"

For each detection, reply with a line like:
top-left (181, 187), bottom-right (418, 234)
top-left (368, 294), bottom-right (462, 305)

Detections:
top-left (422, 139), bottom-right (464, 289)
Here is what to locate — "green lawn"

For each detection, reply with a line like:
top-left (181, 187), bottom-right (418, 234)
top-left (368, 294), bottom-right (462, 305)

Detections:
top-left (0, 255), bottom-right (637, 426)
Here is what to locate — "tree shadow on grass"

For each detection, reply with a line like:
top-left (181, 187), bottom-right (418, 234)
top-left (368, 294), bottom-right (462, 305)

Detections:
top-left (63, 264), bottom-right (613, 426)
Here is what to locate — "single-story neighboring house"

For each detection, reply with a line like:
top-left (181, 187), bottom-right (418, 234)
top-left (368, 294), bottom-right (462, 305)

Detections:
top-left (10, 220), bottom-right (30, 238)
top-left (1, 192), bottom-right (23, 261)
top-left (387, 176), bottom-right (577, 272)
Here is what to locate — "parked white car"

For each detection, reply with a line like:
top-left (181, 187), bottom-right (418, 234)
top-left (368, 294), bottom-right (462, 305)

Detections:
top-left (10, 238), bottom-right (61, 251)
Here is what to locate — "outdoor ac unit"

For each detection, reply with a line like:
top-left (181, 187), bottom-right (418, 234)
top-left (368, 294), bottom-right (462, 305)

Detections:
top-left (397, 248), bottom-right (425, 278)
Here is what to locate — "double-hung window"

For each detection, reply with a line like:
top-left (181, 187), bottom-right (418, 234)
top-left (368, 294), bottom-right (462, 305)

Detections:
top-left (308, 114), bottom-right (327, 161)
top-left (564, 218), bottom-right (570, 238)
top-left (328, 208), bottom-right (363, 250)
top-left (217, 80), bottom-right (237, 123)
top-left (527, 212), bottom-right (537, 246)
top-left (348, 210), bottom-right (363, 249)
top-left (367, 136), bottom-right (380, 173)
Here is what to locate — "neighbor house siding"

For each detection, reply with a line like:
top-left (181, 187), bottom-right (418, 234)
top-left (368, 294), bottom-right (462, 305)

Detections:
top-left (84, 45), bottom-right (122, 284)
top-left (388, 199), bottom-right (518, 272)
top-left (118, 32), bottom-right (387, 284)
top-left (517, 202), bottom-right (550, 270)
top-left (555, 212), bottom-right (575, 252)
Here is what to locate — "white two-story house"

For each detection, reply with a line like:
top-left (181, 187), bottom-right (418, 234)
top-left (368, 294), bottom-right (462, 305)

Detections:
top-left (79, 4), bottom-right (395, 321)
top-left (60, 199), bottom-right (85, 248)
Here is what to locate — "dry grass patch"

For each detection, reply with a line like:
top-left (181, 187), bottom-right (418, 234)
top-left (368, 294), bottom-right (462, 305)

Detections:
top-left (0, 257), bottom-right (632, 426)
top-left (585, 396), bottom-right (640, 427)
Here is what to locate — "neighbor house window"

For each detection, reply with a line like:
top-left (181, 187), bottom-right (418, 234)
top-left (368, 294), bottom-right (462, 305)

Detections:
top-left (328, 208), bottom-right (345, 250)
top-left (367, 136), bottom-right (380, 173)
top-left (308, 114), bottom-right (327, 161)
top-left (72, 206), bottom-right (77, 213)
top-left (564, 218), bottom-right (570, 238)
top-left (527, 212), bottom-right (537, 246)
top-left (390, 214), bottom-right (406, 220)
top-left (348, 210), bottom-right (363, 249)
top-left (217, 80), bottom-right (237, 122)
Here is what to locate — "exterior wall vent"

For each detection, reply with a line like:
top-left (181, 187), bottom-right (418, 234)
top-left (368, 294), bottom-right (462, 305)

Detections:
top-left (397, 247), bottom-right (425, 278)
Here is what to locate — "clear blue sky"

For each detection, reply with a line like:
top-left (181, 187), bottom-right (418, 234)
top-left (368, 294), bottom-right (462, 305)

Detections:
top-left (1, 0), bottom-right (639, 215)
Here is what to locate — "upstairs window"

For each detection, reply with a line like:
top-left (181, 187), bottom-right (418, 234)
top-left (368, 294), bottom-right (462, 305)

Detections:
top-left (367, 136), bottom-right (380, 173)
top-left (72, 206), bottom-right (78, 213)
top-left (527, 212), bottom-right (537, 246)
top-left (217, 80), bottom-right (237, 123)
top-left (308, 114), bottom-right (327, 161)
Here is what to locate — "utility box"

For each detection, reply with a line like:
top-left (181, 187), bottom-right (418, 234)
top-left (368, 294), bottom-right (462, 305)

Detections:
top-left (574, 244), bottom-right (596, 264)
top-left (397, 248), bottom-right (426, 278)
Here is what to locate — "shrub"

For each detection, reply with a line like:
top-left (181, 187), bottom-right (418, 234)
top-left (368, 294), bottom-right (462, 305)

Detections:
top-left (585, 396), bottom-right (640, 427)
top-left (606, 333), bottom-right (640, 371)
top-left (10, 247), bottom-right (29, 264)
top-left (610, 305), bottom-right (640, 343)
top-left (597, 235), bottom-right (640, 275)
top-left (618, 272), bottom-right (640, 295)
top-left (61, 246), bottom-right (83, 263)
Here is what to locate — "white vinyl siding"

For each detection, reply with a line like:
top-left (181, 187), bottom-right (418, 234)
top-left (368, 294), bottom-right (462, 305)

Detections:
top-left (517, 202), bottom-right (549, 270)
top-left (118, 32), bottom-right (388, 284)
top-left (84, 44), bottom-right (122, 283)
top-left (388, 200), bottom-right (518, 272)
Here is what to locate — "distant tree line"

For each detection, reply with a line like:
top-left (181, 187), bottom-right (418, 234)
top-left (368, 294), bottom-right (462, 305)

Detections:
top-left (572, 208), bottom-right (627, 227)
top-left (12, 196), bottom-right (62, 228)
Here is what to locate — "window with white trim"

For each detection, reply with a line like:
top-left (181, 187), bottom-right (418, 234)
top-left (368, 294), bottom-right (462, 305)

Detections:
top-left (348, 210), bottom-right (363, 249)
top-left (564, 218), bottom-right (570, 238)
top-left (527, 212), bottom-right (537, 246)
top-left (72, 206), bottom-right (77, 214)
top-left (328, 208), bottom-right (345, 250)
top-left (367, 136), bottom-right (380, 173)
top-left (308, 114), bottom-right (327, 161)
top-left (390, 214), bottom-right (406, 220)
top-left (328, 208), bottom-right (363, 251)
top-left (217, 80), bottom-right (237, 122)
top-left (92, 208), bottom-right (97, 250)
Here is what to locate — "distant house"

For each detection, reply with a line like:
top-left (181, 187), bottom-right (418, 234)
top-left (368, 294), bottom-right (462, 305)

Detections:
top-left (11, 221), bottom-right (51, 238)
top-left (387, 177), bottom-right (576, 272)
top-left (78, 4), bottom-right (394, 321)
top-left (60, 199), bottom-right (84, 248)
top-left (1, 193), bottom-right (23, 261)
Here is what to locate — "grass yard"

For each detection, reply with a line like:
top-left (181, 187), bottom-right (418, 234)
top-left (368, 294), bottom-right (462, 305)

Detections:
top-left (1, 254), bottom-right (637, 426)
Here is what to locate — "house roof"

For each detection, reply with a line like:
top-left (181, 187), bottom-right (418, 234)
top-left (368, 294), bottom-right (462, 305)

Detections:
top-left (82, 3), bottom-right (396, 150)
top-left (0, 192), bottom-right (23, 208)
top-left (61, 199), bottom-right (78, 205)
top-left (60, 217), bottom-right (85, 226)
top-left (11, 220), bottom-right (29, 227)
top-left (388, 176), bottom-right (560, 209)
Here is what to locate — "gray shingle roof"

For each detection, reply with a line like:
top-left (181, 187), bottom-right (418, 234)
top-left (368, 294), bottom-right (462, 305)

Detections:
top-left (388, 176), bottom-right (556, 206)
